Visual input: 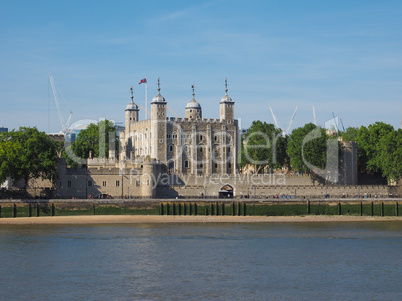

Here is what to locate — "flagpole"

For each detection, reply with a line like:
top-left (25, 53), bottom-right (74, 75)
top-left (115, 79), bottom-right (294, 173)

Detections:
top-left (145, 77), bottom-right (148, 120)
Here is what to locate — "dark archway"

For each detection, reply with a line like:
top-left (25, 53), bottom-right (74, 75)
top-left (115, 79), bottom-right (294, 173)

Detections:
top-left (168, 160), bottom-right (174, 174)
top-left (219, 185), bottom-right (234, 199)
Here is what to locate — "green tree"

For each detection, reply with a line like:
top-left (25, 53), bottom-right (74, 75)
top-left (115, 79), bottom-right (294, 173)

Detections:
top-left (64, 120), bottom-right (119, 166)
top-left (243, 121), bottom-right (286, 173)
top-left (237, 135), bottom-right (248, 173)
top-left (378, 129), bottom-right (402, 183)
top-left (356, 122), bottom-right (394, 173)
top-left (287, 123), bottom-right (328, 177)
top-left (342, 127), bottom-right (358, 142)
top-left (0, 127), bottom-right (58, 188)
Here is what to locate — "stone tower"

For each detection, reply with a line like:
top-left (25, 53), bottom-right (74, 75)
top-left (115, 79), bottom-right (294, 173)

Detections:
top-left (151, 78), bottom-right (167, 162)
top-left (125, 87), bottom-right (139, 133)
top-left (185, 84), bottom-right (202, 119)
top-left (220, 78), bottom-right (235, 121)
top-left (141, 156), bottom-right (155, 198)
top-left (123, 87), bottom-right (139, 159)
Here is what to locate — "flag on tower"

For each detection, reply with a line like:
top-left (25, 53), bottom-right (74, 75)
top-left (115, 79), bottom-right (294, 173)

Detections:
top-left (139, 78), bottom-right (147, 84)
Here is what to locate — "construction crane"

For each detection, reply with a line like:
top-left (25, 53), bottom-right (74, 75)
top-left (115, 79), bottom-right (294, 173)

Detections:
top-left (137, 104), bottom-right (151, 116)
top-left (340, 118), bottom-right (345, 132)
top-left (269, 106), bottom-right (282, 132)
top-left (269, 106), bottom-right (298, 136)
top-left (285, 106), bottom-right (298, 135)
top-left (313, 105), bottom-right (316, 125)
top-left (166, 105), bottom-right (179, 118)
top-left (49, 74), bottom-right (72, 133)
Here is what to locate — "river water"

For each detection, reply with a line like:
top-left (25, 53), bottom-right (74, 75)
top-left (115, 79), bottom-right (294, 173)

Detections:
top-left (0, 222), bottom-right (401, 300)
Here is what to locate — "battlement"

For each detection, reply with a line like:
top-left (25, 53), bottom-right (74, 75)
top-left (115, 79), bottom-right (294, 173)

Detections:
top-left (132, 119), bottom-right (152, 126)
top-left (87, 158), bottom-right (117, 166)
top-left (165, 117), bottom-right (236, 125)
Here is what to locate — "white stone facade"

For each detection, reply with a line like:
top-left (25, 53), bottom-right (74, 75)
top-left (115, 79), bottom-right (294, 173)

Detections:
top-left (120, 80), bottom-right (239, 177)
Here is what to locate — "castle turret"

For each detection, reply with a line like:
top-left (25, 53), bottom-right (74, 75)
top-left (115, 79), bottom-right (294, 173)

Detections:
top-left (185, 84), bottom-right (202, 119)
top-left (125, 87), bottom-right (139, 133)
top-left (220, 78), bottom-right (234, 121)
top-left (151, 78), bottom-right (167, 161)
top-left (123, 87), bottom-right (139, 159)
top-left (141, 156), bottom-right (155, 198)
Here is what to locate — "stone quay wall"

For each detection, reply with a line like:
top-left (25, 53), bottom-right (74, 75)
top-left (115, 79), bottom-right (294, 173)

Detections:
top-left (0, 198), bottom-right (400, 218)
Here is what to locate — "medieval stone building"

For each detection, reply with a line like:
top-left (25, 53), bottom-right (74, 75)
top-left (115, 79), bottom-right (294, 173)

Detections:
top-left (119, 79), bottom-right (238, 176)
top-left (16, 79), bottom-right (371, 199)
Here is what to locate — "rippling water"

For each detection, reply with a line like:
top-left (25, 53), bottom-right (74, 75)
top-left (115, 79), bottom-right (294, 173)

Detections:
top-left (0, 222), bottom-right (401, 300)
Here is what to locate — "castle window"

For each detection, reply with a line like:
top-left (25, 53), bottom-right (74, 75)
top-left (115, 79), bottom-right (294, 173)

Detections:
top-left (167, 134), bottom-right (171, 138)
top-left (199, 146), bottom-right (203, 153)
top-left (228, 163), bottom-right (232, 169)
top-left (214, 163), bottom-right (218, 168)
top-left (103, 181), bottom-right (106, 186)
top-left (88, 181), bottom-right (92, 187)
top-left (67, 180), bottom-right (71, 188)
top-left (190, 116), bottom-right (192, 119)
top-left (199, 135), bottom-right (203, 141)
top-left (116, 180), bottom-right (120, 187)
top-left (136, 180), bottom-right (140, 186)
top-left (190, 110), bottom-right (192, 113)
top-left (215, 136), bottom-right (218, 141)
top-left (169, 145), bottom-right (173, 152)
top-left (184, 160), bottom-right (189, 168)
top-left (200, 163), bottom-right (203, 168)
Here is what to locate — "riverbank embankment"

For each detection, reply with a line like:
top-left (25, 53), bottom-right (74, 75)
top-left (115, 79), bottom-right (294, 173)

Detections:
top-left (0, 198), bottom-right (401, 219)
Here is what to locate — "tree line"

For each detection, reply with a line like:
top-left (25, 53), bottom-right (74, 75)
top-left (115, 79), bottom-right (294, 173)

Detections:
top-left (0, 120), bottom-right (401, 188)
top-left (0, 120), bottom-right (118, 189)
top-left (239, 120), bottom-right (402, 184)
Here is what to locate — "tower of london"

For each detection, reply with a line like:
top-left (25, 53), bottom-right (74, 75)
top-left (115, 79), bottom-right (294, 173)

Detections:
top-left (119, 78), bottom-right (239, 177)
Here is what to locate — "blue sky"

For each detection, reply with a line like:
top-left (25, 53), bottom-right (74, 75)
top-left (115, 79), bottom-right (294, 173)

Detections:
top-left (1, 0), bottom-right (401, 133)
